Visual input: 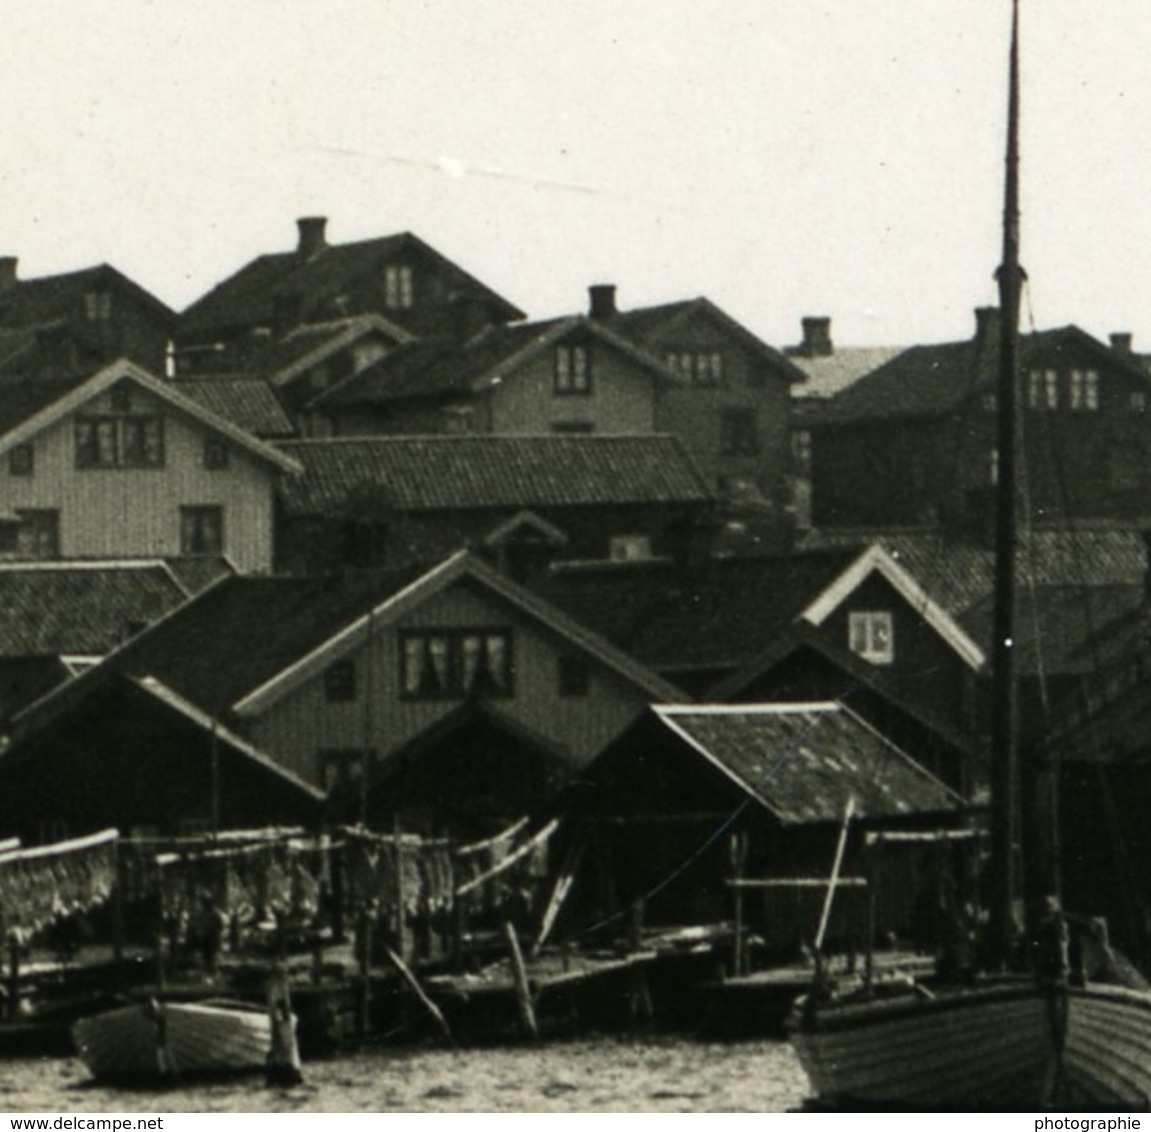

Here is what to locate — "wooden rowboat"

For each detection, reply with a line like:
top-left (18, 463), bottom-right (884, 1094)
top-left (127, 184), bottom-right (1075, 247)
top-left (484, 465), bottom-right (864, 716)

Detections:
top-left (789, 978), bottom-right (1151, 1110)
top-left (73, 998), bottom-right (276, 1082)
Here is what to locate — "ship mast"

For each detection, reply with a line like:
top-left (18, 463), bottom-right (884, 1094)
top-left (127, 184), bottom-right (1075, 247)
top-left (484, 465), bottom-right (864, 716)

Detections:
top-left (988, 0), bottom-right (1024, 969)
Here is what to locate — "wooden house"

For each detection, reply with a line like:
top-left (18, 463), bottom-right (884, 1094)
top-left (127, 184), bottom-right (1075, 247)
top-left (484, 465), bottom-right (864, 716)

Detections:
top-left (597, 286), bottom-right (807, 511)
top-left (18, 552), bottom-right (679, 837)
top-left (0, 560), bottom-right (193, 726)
top-left (535, 542), bottom-right (985, 737)
top-left (0, 257), bottom-right (176, 374)
top-left (546, 703), bottom-right (963, 952)
top-left (803, 311), bottom-right (1151, 532)
top-left (272, 434), bottom-right (713, 575)
top-left (0, 671), bottom-right (323, 843)
top-left (175, 217), bottom-right (524, 371)
top-left (0, 358), bottom-right (300, 572)
top-left (304, 311), bottom-right (685, 439)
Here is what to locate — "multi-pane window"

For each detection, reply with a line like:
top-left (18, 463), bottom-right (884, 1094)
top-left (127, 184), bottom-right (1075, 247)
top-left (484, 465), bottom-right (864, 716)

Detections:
top-left (324, 658), bottom-right (357, 703)
top-left (383, 264), bottom-right (414, 310)
top-left (609, 534), bottom-right (652, 562)
top-left (1069, 369), bottom-right (1099, 411)
top-left (555, 344), bottom-right (592, 395)
top-left (665, 350), bottom-right (724, 386)
top-left (791, 429), bottom-right (812, 473)
top-left (1027, 369), bottom-right (1058, 410)
top-left (75, 417), bottom-right (164, 468)
top-left (84, 291), bottom-right (112, 321)
top-left (989, 448), bottom-right (999, 486)
top-left (319, 749), bottom-right (370, 796)
top-left (8, 444), bottom-right (32, 476)
top-left (180, 506), bottom-right (223, 555)
top-left (203, 438), bottom-right (229, 470)
top-left (848, 611), bottom-right (894, 665)
top-left (401, 629), bottom-right (513, 700)
top-left (720, 408), bottom-right (760, 455)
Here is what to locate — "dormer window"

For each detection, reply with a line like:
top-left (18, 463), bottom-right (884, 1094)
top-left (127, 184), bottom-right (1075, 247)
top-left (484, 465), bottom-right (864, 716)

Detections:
top-left (1069, 369), bottom-right (1099, 411)
top-left (555, 344), bottom-right (592, 395)
top-left (384, 264), bottom-right (414, 310)
top-left (1027, 369), bottom-right (1058, 410)
top-left (84, 291), bottom-right (112, 321)
top-left (849, 611), bottom-right (894, 665)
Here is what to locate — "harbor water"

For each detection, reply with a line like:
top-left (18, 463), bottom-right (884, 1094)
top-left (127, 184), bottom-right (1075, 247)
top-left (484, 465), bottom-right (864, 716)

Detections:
top-left (0, 1037), bottom-right (809, 1113)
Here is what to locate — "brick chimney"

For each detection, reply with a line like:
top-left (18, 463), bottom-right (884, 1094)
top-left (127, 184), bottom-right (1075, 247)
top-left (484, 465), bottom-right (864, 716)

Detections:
top-left (588, 284), bottom-right (617, 321)
top-left (0, 257), bottom-right (17, 292)
top-left (1111, 332), bottom-right (1134, 355)
top-left (974, 306), bottom-right (1000, 353)
top-left (800, 316), bottom-right (833, 357)
top-left (296, 216), bottom-right (328, 258)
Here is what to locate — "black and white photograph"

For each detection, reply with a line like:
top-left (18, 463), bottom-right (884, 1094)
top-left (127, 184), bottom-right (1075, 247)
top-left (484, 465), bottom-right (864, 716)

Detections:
top-left (0, 0), bottom-right (1150, 1116)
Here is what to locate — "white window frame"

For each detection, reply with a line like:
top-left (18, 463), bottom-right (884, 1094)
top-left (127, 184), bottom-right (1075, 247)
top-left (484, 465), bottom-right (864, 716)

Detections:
top-left (848, 611), bottom-right (895, 665)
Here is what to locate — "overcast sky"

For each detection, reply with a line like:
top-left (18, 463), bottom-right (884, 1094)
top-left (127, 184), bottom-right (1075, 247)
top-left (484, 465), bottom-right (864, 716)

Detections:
top-left (2, 1), bottom-right (1148, 349)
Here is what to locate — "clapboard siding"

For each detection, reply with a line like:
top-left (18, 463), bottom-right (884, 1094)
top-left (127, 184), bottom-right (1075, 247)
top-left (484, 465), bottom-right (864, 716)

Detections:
top-left (1, 385), bottom-right (277, 572)
top-left (247, 579), bottom-right (653, 786)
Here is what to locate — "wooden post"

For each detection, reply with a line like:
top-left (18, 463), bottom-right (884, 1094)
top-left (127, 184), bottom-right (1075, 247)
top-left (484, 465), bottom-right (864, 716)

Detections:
top-left (503, 921), bottom-right (539, 1042)
top-left (384, 945), bottom-right (452, 1045)
top-left (729, 828), bottom-right (749, 977)
top-left (355, 911), bottom-right (372, 1036)
top-left (265, 970), bottom-right (303, 1087)
top-left (627, 897), bottom-right (645, 953)
top-left (393, 821), bottom-right (408, 962)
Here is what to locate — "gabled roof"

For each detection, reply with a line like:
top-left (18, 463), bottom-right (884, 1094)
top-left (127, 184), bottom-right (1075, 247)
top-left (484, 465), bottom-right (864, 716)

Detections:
top-left (275, 434), bottom-right (711, 515)
top-left (806, 325), bottom-right (1151, 426)
top-left (0, 358), bottom-right (302, 473)
top-left (173, 376), bottom-right (296, 438)
top-left (232, 551), bottom-right (683, 716)
top-left (652, 703), bottom-right (962, 824)
top-left (0, 560), bottom-right (190, 656)
top-left (798, 528), bottom-right (1149, 618)
top-left (314, 314), bottom-right (684, 409)
top-left (538, 542), bottom-right (984, 675)
top-left (248, 314), bottom-right (412, 388)
top-left (179, 230), bottom-right (524, 340)
top-left (789, 346), bottom-right (904, 402)
top-left (606, 297), bottom-right (808, 383)
top-left (0, 263), bottom-right (176, 329)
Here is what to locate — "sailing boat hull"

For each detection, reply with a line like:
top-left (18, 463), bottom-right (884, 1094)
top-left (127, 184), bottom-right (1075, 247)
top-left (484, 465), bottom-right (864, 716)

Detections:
top-left (73, 999), bottom-right (275, 1082)
top-left (789, 980), bottom-right (1151, 1110)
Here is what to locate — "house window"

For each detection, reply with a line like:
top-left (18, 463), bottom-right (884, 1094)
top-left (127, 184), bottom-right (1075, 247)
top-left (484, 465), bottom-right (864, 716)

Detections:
top-left (383, 264), bottom-right (414, 310)
top-left (1132, 391), bottom-right (1147, 413)
top-left (720, 408), bottom-right (760, 455)
top-left (84, 291), bottom-right (112, 321)
top-left (400, 628), bottom-right (513, 700)
top-left (17, 510), bottom-right (59, 559)
top-left (180, 505), bottom-right (224, 555)
top-left (791, 429), bottom-right (812, 474)
top-left (8, 444), bottom-right (32, 476)
top-left (1027, 369), bottom-right (1058, 410)
top-left (551, 421), bottom-right (594, 434)
top-left (981, 391), bottom-right (998, 413)
top-left (319, 749), bottom-right (370, 796)
top-left (609, 534), bottom-right (651, 561)
top-left (555, 344), bottom-right (592, 395)
top-left (324, 658), bottom-right (357, 703)
top-left (75, 416), bottom-right (164, 468)
top-left (848, 611), bottom-right (894, 665)
top-left (203, 438), bottom-right (229, 470)
top-left (1069, 369), bottom-right (1099, 411)
top-left (989, 448), bottom-right (999, 486)
top-left (558, 654), bottom-right (590, 697)
top-left (665, 350), bottom-right (724, 386)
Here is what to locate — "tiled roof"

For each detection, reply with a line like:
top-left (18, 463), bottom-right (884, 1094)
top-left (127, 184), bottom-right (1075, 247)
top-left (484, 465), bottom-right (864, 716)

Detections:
top-left (92, 566), bottom-right (431, 715)
top-left (275, 435), bottom-right (712, 515)
top-left (247, 314), bottom-right (410, 385)
top-left (537, 550), bottom-right (862, 673)
top-left (790, 346), bottom-right (903, 402)
top-left (804, 325), bottom-right (1151, 425)
top-left (179, 231), bottom-right (524, 340)
top-left (958, 584), bottom-right (1145, 676)
top-left (0, 561), bottom-right (190, 656)
top-left (174, 377), bottom-right (296, 438)
top-left (0, 264), bottom-right (176, 328)
top-left (654, 704), bottom-right (960, 824)
top-left (798, 529), bottom-right (1148, 617)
